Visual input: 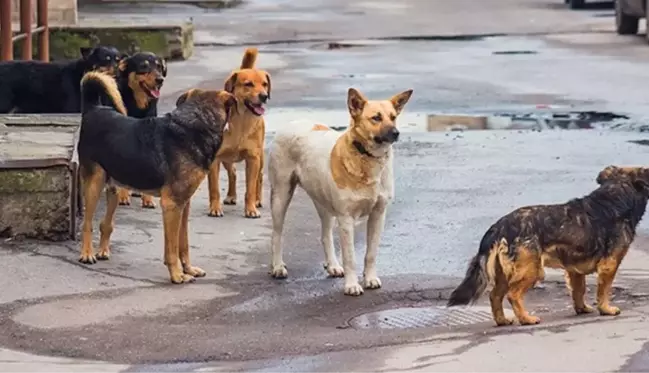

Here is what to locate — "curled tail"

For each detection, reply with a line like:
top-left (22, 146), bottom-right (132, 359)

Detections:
top-left (80, 71), bottom-right (127, 115)
top-left (240, 47), bottom-right (258, 69)
top-left (447, 228), bottom-right (504, 307)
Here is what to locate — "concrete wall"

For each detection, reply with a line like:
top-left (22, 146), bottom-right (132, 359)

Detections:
top-left (10, 0), bottom-right (78, 26)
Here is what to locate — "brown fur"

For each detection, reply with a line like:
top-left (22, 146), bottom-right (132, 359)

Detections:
top-left (178, 48), bottom-right (271, 218)
top-left (78, 74), bottom-right (234, 283)
top-left (330, 88), bottom-right (411, 190)
top-left (448, 166), bottom-right (649, 326)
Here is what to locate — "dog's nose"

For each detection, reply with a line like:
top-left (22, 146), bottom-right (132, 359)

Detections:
top-left (259, 93), bottom-right (268, 104)
top-left (386, 127), bottom-right (400, 142)
top-left (155, 77), bottom-right (164, 86)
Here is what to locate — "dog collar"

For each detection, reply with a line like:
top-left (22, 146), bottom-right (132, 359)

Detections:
top-left (352, 140), bottom-right (377, 158)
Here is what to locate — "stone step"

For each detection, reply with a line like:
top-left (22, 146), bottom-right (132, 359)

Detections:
top-left (0, 114), bottom-right (80, 241)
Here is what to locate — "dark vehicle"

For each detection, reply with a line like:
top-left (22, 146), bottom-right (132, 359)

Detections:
top-left (614, 0), bottom-right (644, 36)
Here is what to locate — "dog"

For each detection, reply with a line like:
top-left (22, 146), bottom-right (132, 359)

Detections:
top-left (112, 51), bottom-right (168, 209)
top-left (266, 87), bottom-right (413, 296)
top-left (177, 47), bottom-right (269, 219)
top-left (0, 45), bottom-right (123, 114)
top-left (447, 166), bottom-right (649, 326)
top-left (77, 70), bottom-right (235, 283)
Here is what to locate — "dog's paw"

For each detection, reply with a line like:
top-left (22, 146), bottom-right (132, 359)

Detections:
top-left (184, 265), bottom-right (206, 277)
top-left (363, 276), bottom-right (382, 289)
top-left (245, 207), bottom-right (261, 219)
top-left (170, 273), bottom-right (196, 284)
top-left (574, 304), bottom-right (595, 315)
top-left (96, 249), bottom-right (110, 261)
top-left (118, 197), bottom-right (131, 206)
top-left (598, 305), bottom-right (621, 316)
top-left (141, 196), bottom-right (156, 209)
top-left (79, 252), bottom-right (97, 264)
top-left (344, 283), bottom-right (364, 296)
top-left (495, 317), bottom-right (515, 327)
top-left (519, 315), bottom-right (541, 325)
top-left (208, 206), bottom-right (224, 217)
top-left (323, 263), bottom-right (344, 277)
top-left (270, 264), bottom-right (288, 279)
top-left (223, 196), bottom-right (237, 205)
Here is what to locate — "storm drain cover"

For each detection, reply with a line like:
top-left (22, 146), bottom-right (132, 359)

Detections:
top-left (348, 306), bottom-right (510, 329)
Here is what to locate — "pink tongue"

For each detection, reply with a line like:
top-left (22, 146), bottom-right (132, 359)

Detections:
top-left (252, 106), bottom-right (265, 115)
top-left (150, 89), bottom-right (161, 99)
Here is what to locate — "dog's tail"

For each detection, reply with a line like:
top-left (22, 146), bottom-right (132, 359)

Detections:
top-left (240, 47), bottom-right (258, 69)
top-left (447, 227), bottom-right (505, 307)
top-left (80, 71), bottom-right (127, 115)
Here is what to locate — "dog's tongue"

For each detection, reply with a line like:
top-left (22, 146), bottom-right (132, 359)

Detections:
top-left (150, 89), bottom-right (161, 99)
top-left (252, 105), bottom-right (265, 115)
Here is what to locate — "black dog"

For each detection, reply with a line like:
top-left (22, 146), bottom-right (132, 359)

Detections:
top-left (113, 51), bottom-right (168, 208)
top-left (77, 70), bottom-right (235, 284)
top-left (447, 166), bottom-right (649, 327)
top-left (0, 46), bottom-right (124, 114)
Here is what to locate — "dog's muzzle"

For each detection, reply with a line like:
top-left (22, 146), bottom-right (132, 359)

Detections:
top-left (374, 126), bottom-right (400, 144)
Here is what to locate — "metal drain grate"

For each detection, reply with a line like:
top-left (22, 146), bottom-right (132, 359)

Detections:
top-left (348, 306), bottom-right (510, 329)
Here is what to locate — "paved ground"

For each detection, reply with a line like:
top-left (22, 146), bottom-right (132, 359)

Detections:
top-left (5, 0), bottom-right (649, 371)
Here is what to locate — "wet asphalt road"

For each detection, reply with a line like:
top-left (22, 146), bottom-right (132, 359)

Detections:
top-left (5, 0), bottom-right (649, 370)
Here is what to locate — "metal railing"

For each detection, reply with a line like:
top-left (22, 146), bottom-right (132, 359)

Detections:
top-left (0, 0), bottom-right (49, 61)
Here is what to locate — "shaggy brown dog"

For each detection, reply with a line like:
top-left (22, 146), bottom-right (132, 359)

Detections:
top-left (78, 71), bottom-right (234, 283)
top-left (448, 166), bottom-right (649, 326)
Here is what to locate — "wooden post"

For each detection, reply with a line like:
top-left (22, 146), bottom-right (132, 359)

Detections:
top-left (37, 0), bottom-right (48, 61)
top-left (0, 0), bottom-right (13, 61)
top-left (20, 0), bottom-right (32, 60)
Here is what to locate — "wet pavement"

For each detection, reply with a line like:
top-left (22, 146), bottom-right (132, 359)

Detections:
top-left (4, 0), bottom-right (649, 371)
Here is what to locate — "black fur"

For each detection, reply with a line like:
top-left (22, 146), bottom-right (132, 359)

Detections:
top-left (448, 172), bottom-right (649, 307)
top-left (79, 72), bottom-right (232, 193)
top-left (117, 52), bottom-right (167, 118)
top-left (0, 46), bottom-right (123, 114)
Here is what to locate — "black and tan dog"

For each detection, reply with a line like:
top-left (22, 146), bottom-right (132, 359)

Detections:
top-left (112, 51), bottom-right (168, 209)
top-left (448, 166), bottom-right (649, 326)
top-left (0, 45), bottom-right (123, 114)
top-left (77, 70), bottom-right (235, 284)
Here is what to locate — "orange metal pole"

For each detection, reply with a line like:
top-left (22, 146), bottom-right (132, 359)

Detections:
top-left (20, 0), bottom-right (32, 60)
top-left (0, 0), bottom-right (13, 61)
top-left (37, 0), bottom-right (48, 61)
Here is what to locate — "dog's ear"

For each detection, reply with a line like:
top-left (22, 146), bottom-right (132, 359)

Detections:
top-left (175, 89), bottom-right (195, 107)
top-left (220, 91), bottom-right (237, 111)
top-left (80, 47), bottom-right (93, 60)
top-left (389, 89), bottom-right (413, 115)
top-left (596, 165), bottom-right (619, 185)
top-left (118, 58), bottom-right (128, 73)
top-left (265, 72), bottom-right (272, 100)
top-left (347, 88), bottom-right (367, 118)
top-left (633, 178), bottom-right (649, 192)
top-left (224, 72), bottom-right (238, 93)
top-left (159, 58), bottom-right (168, 78)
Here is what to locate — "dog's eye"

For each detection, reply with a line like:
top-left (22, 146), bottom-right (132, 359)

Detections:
top-left (389, 114), bottom-right (396, 121)
top-left (262, 82), bottom-right (268, 87)
top-left (245, 81), bottom-right (254, 87)
top-left (106, 56), bottom-right (111, 60)
top-left (371, 114), bottom-right (382, 122)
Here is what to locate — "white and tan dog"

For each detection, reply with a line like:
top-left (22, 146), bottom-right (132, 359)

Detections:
top-left (267, 87), bottom-right (413, 296)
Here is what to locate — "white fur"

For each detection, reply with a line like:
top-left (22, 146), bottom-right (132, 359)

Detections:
top-left (267, 126), bottom-right (394, 296)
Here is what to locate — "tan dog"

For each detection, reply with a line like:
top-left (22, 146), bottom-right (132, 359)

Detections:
top-left (267, 88), bottom-right (413, 296)
top-left (177, 48), bottom-right (270, 219)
